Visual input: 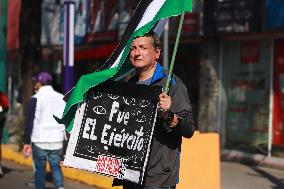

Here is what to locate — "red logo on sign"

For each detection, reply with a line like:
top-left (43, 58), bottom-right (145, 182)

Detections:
top-left (95, 155), bottom-right (124, 177)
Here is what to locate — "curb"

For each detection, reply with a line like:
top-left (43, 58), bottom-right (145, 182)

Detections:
top-left (221, 149), bottom-right (284, 170)
top-left (2, 144), bottom-right (121, 189)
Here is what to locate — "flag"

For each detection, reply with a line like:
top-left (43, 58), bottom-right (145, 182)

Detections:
top-left (56, 0), bottom-right (192, 132)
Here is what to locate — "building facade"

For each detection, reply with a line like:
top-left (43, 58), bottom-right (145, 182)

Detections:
top-left (3, 0), bottom-right (284, 155)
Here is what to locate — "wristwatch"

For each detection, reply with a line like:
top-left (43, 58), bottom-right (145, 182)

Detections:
top-left (166, 110), bottom-right (175, 122)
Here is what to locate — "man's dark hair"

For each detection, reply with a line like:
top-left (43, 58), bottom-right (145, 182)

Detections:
top-left (142, 31), bottom-right (161, 50)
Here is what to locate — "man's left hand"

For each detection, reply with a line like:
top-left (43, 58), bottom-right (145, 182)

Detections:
top-left (158, 92), bottom-right (180, 128)
top-left (158, 92), bottom-right (172, 121)
top-left (158, 92), bottom-right (171, 113)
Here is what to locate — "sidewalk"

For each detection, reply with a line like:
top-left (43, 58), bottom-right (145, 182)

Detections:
top-left (2, 114), bottom-right (119, 189)
top-left (221, 149), bottom-right (284, 170)
top-left (2, 132), bottom-right (221, 189)
top-left (2, 144), bottom-right (120, 189)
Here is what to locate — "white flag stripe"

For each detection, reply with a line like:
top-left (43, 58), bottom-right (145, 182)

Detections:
top-left (135, 0), bottom-right (166, 32)
top-left (110, 47), bottom-right (126, 68)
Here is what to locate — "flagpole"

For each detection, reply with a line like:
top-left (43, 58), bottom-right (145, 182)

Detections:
top-left (164, 13), bottom-right (185, 94)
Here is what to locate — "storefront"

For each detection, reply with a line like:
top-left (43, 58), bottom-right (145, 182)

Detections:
top-left (201, 0), bottom-right (284, 154)
top-left (221, 38), bottom-right (272, 152)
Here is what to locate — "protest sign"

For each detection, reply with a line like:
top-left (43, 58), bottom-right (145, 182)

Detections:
top-left (63, 80), bottom-right (162, 184)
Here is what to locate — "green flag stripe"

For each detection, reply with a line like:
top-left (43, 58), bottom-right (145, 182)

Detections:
top-left (62, 68), bottom-right (117, 117)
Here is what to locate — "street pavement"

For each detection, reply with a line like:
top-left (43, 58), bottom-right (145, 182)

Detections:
top-left (222, 161), bottom-right (284, 189)
top-left (2, 159), bottom-right (284, 189)
top-left (0, 159), bottom-right (99, 189)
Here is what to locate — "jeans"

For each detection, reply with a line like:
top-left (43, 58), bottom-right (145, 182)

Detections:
top-left (32, 143), bottom-right (64, 189)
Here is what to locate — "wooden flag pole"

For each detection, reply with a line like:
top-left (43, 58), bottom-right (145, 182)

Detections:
top-left (164, 12), bottom-right (185, 94)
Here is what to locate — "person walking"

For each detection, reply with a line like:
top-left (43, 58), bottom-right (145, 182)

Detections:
top-left (114, 31), bottom-right (195, 189)
top-left (0, 90), bottom-right (9, 177)
top-left (23, 72), bottom-right (66, 189)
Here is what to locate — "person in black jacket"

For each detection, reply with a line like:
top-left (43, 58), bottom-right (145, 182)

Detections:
top-left (117, 32), bottom-right (195, 189)
top-left (0, 91), bottom-right (9, 177)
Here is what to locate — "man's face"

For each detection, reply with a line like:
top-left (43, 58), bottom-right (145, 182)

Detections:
top-left (130, 36), bottom-right (161, 69)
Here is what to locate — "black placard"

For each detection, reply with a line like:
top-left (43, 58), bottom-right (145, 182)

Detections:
top-left (63, 81), bottom-right (162, 184)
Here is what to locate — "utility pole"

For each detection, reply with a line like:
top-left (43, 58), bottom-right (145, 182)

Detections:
top-left (163, 21), bottom-right (169, 70)
top-left (63, 0), bottom-right (75, 93)
top-left (101, 0), bottom-right (105, 30)
top-left (118, 0), bottom-right (125, 40)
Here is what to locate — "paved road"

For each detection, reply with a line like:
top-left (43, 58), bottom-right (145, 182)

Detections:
top-left (2, 159), bottom-right (284, 189)
top-left (0, 160), bottom-right (99, 189)
top-left (222, 161), bottom-right (284, 189)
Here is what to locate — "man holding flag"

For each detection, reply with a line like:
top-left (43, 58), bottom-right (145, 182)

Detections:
top-left (113, 31), bottom-right (195, 189)
top-left (58, 0), bottom-right (194, 188)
